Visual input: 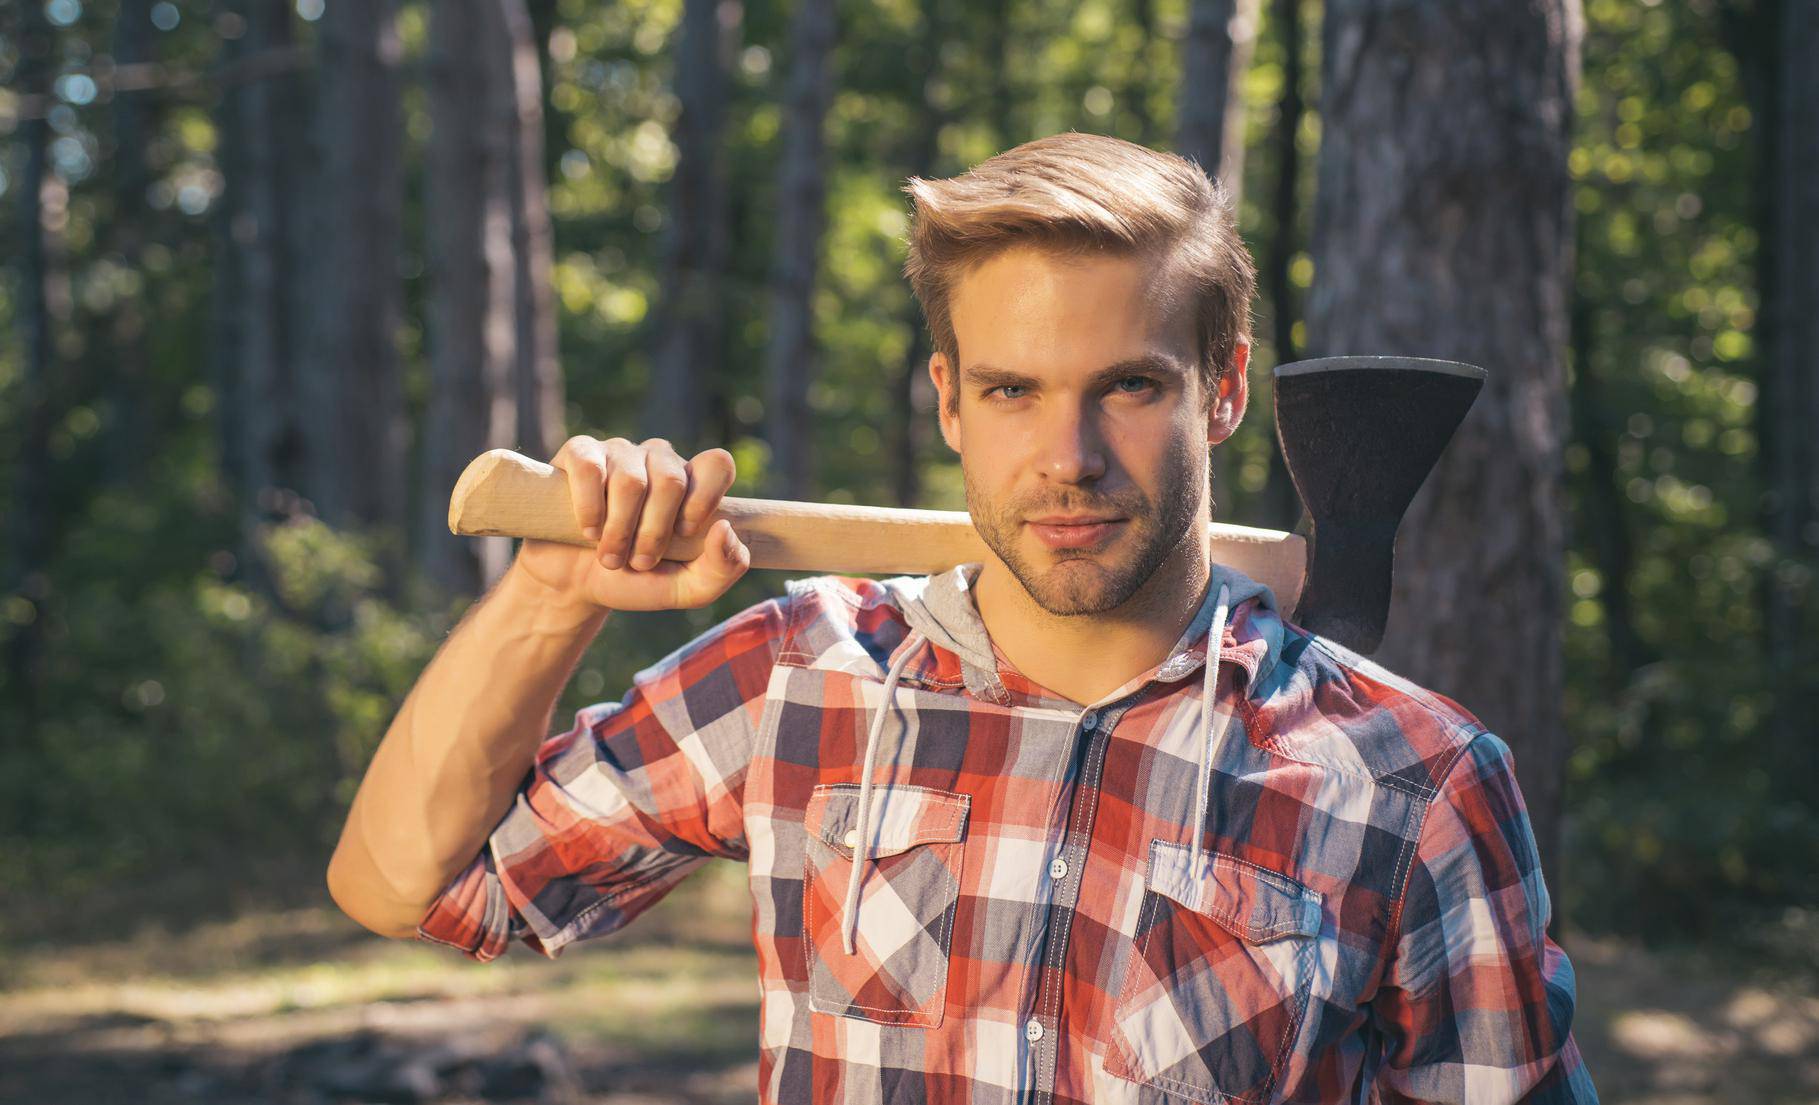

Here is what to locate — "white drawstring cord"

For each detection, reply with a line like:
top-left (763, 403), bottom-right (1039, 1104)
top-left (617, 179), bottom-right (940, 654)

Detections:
top-left (841, 632), bottom-right (924, 955)
top-left (1190, 582), bottom-right (1233, 878)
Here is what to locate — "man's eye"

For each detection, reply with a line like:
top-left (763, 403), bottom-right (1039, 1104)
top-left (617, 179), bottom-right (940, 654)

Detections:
top-left (1115, 375), bottom-right (1157, 394)
top-left (989, 385), bottom-right (1026, 401)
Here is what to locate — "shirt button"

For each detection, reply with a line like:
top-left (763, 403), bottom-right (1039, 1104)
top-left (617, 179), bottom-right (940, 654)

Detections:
top-left (843, 828), bottom-right (859, 849)
top-left (1081, 710), bottom-right (1099, 730)
top-left (1049, 857), bottom-right (1068, 880)
top-left (1025, 1017), bottom-right (1045, 1043)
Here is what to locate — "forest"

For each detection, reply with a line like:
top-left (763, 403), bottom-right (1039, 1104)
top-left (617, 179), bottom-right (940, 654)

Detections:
top-left (1, 0), bottom-right (1816, 1101)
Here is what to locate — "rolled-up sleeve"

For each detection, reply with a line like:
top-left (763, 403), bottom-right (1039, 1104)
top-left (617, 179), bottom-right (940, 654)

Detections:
top-left (416, 593), bottom-right (792, 962)
top-left (1366, 731), bottom-right (1600, 1103)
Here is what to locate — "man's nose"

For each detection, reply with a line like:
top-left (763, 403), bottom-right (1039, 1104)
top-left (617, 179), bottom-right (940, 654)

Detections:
top-left (1036, 405), bottom-right (1108, 484)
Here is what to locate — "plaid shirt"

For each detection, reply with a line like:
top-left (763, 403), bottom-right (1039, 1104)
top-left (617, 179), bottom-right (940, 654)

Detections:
top-left (418, 561), bottom-right (1598, 1104)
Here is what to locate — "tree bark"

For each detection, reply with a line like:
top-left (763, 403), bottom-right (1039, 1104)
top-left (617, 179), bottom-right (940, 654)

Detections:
top-left (1256, 0), bottom-right (1306, 535)
top-left (892, 0), bottom-right (949, 509)
top-left (303, 0), bottom-right (407, 547)
top-left (502, 0), bottom-right (565, 464)
top-left (1175, 0), bottom-right (1260, 206)
top-left (642, 0), bottom-right (738, 454)
top-left (762, 0), bottom-right (837, 500)
top-left (422, 0), bottom-right (523, 596)
top-left (218, 0), bottom-right (309, 576)
top-left (1304, 0), bottom-right (1584, 931)
top-left (1176, 0), bottom-right (1260, 527)
top-left (1761, 0), bottom-right (1819, 785)
top-left (105, 0), bottom-right (156, 487)
top-left (4, 1), bottom-right (58, 735)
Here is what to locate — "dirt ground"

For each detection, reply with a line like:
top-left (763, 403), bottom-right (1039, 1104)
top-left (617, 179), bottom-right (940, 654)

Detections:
top-left (3, 862), bottom-right (1815, 1104)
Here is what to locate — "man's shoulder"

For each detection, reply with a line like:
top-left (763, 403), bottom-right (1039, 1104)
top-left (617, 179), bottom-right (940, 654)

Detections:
top-left (773, 573), bottom-right (913, 668)
top-left (1253, 615), bottom-right (1488, 802)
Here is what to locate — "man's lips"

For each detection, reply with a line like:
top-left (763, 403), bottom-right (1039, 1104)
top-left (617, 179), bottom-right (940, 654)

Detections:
top-left (1028, 517), bottom-right (1125, 550)
top-left (1026, 515), bottom-right (1124, 525)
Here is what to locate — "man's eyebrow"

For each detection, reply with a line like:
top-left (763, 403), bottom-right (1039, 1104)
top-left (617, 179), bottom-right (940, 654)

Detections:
top-left (961, 355), bottom-right (1189, 389)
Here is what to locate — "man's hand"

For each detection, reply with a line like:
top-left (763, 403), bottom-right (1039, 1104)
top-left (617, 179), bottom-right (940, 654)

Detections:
top-left (513, 435), bottom-right (751, 611)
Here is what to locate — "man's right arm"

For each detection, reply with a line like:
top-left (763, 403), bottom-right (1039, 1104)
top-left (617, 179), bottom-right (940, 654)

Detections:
top-left (326, 434), bottom-right (752, 941)
top-left (325, 560), bottom-right (611, 939)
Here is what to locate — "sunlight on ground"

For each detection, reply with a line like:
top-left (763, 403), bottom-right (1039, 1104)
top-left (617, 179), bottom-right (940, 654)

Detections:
top-left (4, 865), bottom-right (1816, 1104)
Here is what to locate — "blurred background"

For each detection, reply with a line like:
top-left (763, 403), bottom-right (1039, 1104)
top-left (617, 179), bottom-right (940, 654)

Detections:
top-left (1, 0), bottom-right (1816, 1102)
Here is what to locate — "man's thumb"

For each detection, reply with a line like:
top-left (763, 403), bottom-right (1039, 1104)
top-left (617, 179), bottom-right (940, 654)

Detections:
top-left (717, 518), bottom-right (749, 569)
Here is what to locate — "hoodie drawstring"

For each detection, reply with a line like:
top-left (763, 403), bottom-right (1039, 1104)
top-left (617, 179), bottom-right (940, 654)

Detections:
top-left (1190, 582), bottom-right (1233, 879)
top-left (841, 629), bottom-right (926, 955)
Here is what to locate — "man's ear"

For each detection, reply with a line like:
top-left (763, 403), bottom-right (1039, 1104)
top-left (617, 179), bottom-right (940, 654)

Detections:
top-left (930, 352), bottom-right (961, 454)
top-left (1208, 341), bottom-right (1250, 446)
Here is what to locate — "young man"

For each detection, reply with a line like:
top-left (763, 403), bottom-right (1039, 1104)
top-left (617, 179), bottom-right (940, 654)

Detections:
top-left (329, 132), bottom-right (1598, 1104)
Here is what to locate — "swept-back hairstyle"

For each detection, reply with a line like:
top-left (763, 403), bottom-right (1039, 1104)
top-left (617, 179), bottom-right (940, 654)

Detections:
top-left (902, 131), bottom-right (1256, 416)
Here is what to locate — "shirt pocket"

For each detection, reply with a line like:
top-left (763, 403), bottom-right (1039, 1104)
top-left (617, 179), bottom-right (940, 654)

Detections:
top-left (801, 782), bottom-right (970, 1028)
top-left (1105, 839), bottom-right (1325, 1104)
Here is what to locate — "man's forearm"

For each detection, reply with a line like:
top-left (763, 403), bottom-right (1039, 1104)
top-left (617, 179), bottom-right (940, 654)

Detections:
top-left (326, 556), bottom-right (611, 936)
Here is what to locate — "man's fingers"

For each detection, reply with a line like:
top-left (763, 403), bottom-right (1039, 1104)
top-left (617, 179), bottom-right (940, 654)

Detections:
top-left (598, 439), bottom-right (649, 569)
top-left (677, 448), bottom-right (736, 538)
top-left (629, 441), bottom-right (690, 570)
top-left (558, 436), bottom-right (610, 541)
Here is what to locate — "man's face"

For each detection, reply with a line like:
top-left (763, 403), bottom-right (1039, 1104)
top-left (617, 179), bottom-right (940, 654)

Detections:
top-left (932, 244), bottom-right (1249, 617)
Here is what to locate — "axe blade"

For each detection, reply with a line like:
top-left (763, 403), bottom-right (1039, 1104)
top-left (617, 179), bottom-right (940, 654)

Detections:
top-left (1272, 355), bottom-right (1487, 654)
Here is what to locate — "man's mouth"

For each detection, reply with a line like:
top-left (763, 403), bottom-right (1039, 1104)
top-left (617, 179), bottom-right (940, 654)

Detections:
top-left (1028, 517), bottom-right (1125, 550)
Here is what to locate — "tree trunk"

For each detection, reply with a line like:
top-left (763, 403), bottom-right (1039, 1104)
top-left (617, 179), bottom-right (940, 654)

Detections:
top-left (1304, 0), bottom-right (1584, 933)
top-left (422, 0), bottom-right (525, 596)
top-left (105, 0), bottom-right (155, 487)
top-left (1175, 0), bottom-right (1260, 206)
top-left (1176, 0), bottom-right (1260, 526)
top-left (762, 0), bottom-right (837, 500)
top-left (1761, 0), bottom-right (1819, 786)
top-left (1256, 0), bottom-right (1306, 535)
top-left (4, 1), bottom-right (58, 736)
top-left (642, 0), bottom-right (738, 454)
top-left (303, 0), bottom-right (407, 549)
top-left (1126, 0), bottom-right (1158, 145)
top-left (219, 0), bottom-right (309, 578)
top-left (1568, 218), bottom-right (1650, 688)
top-left (892, 0), bottom-right (949, 509)
top-left (501, 0), bottom-right (565, 463)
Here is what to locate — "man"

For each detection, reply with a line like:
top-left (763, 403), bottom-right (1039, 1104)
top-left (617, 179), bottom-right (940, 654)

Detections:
top-left (328, 131), bottom-right (1598, 1104)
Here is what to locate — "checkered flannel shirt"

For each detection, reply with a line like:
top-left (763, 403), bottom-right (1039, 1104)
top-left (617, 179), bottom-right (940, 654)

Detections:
top-left (418, 569), bottom-right (1598, 1104)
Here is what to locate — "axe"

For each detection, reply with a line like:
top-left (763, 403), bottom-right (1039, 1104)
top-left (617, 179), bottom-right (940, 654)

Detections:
top-left (446, 356), bottom-right (1485, 654)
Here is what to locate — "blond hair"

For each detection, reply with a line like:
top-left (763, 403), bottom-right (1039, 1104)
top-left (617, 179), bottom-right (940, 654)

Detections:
top-left (902, 131), bottom-right (1256, 415)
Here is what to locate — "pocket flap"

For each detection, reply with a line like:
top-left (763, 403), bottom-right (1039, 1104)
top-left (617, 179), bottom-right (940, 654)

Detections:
top-left (1144, 839), bottom-right (1323, 943)
top-left (807, 784), bottom-right (969, 860)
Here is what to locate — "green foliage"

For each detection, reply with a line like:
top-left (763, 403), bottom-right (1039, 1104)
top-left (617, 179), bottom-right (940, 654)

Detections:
top-left (1, 0), bottom-right (1812, 955)
top-left (1555, 0), bottom-right (1819, 940)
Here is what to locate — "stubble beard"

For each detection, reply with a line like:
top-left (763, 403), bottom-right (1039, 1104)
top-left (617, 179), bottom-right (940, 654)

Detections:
top-left (963, 444), bottom-right (1205, 618)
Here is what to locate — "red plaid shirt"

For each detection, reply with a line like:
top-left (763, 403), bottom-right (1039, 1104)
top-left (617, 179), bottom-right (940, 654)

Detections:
top-left (419, 561), bottom-right (1598, 1104)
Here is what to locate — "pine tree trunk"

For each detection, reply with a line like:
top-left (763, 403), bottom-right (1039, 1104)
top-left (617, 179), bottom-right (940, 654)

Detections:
top-left (762, 0), bottom-right (837, 500)
top-left (1176, 0), bottom-right (1260, 526)
top-left (1305, 0), bottom-right (1584, 928)
top-left (4, 2), bottom-right (57, 733)
top-left (501, 0), bottom-right (565, 463)
top-left (1175, 0), bottom-right (1260, 206)
top-left (1762, 0), bottom-right (1819, 785)
top-left (423, 0), bottom-right (521, 596)
top-left (643, 0), bottom-right (738, 454)
top-left (892, 0), bottom-right (948, 509)
top-left (304, 0), bottom-right (407, 547)
top-left (220, 0), bottom-right (308, 573)
top-left (106, 0), bottom-right (155, 487)
top-left (1257, 0), bottom-right (1306, 535)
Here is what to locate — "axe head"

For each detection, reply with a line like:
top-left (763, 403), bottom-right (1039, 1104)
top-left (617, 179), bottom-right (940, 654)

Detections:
top-left (1271, 356), bottom-right (1487, 654)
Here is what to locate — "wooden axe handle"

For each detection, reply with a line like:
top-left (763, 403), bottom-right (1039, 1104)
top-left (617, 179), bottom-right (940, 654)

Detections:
top-left (449, 448), bottom-right (1308, 610)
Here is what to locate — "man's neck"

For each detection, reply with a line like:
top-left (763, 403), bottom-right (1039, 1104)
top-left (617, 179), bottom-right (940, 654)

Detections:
top-left (972, 519), bottom-right (1213, 708)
